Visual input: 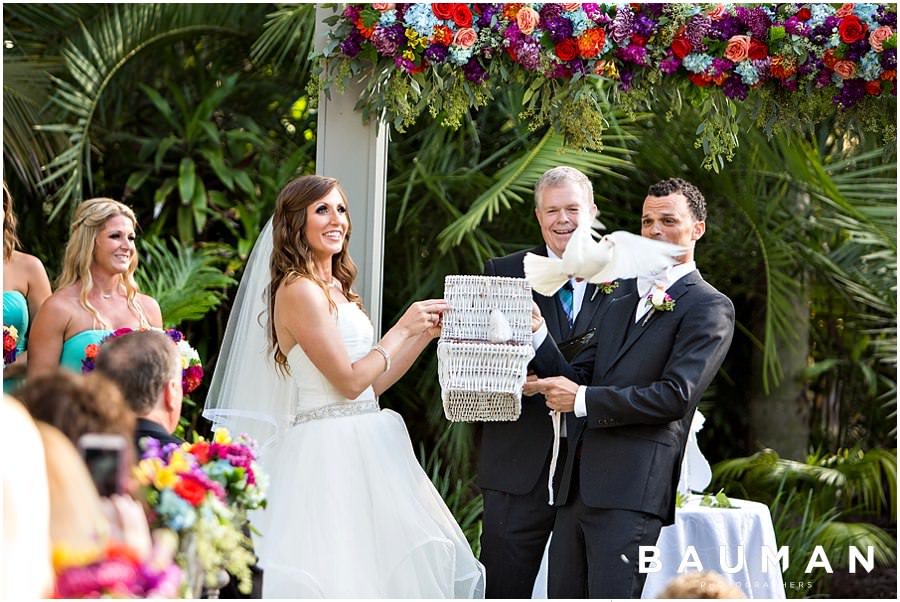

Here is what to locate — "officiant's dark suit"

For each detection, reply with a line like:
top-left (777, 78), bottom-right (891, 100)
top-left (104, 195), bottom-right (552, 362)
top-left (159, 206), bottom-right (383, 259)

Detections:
top-left (527, 178), bottom-right (735, 598)
top-left (478, 166), bottom-right (603, 598)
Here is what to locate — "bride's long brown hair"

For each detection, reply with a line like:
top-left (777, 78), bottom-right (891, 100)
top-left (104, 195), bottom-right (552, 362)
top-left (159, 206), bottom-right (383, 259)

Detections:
top-left (268, 175), bottom-right (361, 372)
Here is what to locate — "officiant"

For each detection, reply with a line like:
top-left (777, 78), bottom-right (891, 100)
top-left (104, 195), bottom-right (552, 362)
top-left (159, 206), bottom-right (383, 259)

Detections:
top-left (477, 166), bottom-right (604, 598)
top-left (524, 177), bottom-right (735, 598)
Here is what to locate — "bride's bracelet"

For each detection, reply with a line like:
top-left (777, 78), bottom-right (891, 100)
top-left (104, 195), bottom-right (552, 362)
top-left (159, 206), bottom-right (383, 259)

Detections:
top-left (372, 344), bottom-right (391, 373)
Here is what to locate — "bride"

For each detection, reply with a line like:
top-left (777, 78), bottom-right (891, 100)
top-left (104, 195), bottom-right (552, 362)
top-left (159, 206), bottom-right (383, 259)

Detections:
top-left (204, 175), bottom-right (485, 598)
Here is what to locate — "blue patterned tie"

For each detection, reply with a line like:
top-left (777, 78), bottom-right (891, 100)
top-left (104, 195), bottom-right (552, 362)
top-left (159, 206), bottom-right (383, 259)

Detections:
top-left (559, 280), bottom-right (575, 333)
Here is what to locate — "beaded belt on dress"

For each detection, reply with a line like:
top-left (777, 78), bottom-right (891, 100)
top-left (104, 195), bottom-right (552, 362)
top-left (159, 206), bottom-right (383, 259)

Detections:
top-left (291, 400), bottom-right (380, 425)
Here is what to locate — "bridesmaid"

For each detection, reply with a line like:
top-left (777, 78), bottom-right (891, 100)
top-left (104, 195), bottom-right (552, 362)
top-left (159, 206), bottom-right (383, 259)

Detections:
top-left (27, 198), bottom-right (162, 377)
top-left (3, 183), bottom-right (52, 393)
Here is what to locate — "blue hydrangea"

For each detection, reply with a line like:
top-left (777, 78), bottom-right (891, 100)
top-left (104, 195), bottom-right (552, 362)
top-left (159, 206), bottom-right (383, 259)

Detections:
top-left (735, 60), bottom-right (760, 85)
top-left (825, 33), bottom-right (842, 49)
top-left (832, 72), bottom-right (845, 87)
top-left (566, 8), bottom-right (592, 37)
top-left (378, 9), bottom-right (397, 27)
top-left (808, 3), bottom-right (836, 28)
top-left (860, 51), bottom-right (883, 80)
top-left (157, 489), bottom-right (196, 531)
top-left (601, 36), bottom-right (614, 55)
top-left (684, 4), bottom-right (702, 16)
top-left (403, 3), bottom-right (440, 38)
top-left (855, 3), bottom-right (880, 27)
top-left (448, 45), bottom-right (475, 66)
top-left (760, 5), bottom-right (775, 19)
top-left (682, 53), bottom-right (714, 74)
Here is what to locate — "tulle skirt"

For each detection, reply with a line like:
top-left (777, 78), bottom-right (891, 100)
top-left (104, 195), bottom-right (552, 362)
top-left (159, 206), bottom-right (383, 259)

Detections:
top-left (253, 408), bottom-right (486, 598)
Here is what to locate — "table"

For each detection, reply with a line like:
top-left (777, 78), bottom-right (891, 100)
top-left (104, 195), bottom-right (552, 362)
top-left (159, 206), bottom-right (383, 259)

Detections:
top-left (531, 496), bottom-right (785, 599)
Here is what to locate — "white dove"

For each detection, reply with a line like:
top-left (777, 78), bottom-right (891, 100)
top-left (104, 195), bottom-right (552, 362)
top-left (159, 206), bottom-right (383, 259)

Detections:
top-left (487, 308), bottom-right (513, 343)
top-left (523, 220), bottom-right (686, 296)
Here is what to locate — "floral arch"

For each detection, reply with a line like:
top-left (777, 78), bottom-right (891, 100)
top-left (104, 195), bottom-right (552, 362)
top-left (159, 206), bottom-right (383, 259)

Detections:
top-left (314, 2), bottom-right (896, 171)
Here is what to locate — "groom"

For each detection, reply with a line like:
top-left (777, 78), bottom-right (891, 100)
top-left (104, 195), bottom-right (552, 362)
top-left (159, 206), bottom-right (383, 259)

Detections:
top-left (525, 177), bottom-right (735, 598)
top-left (478, 166), bottom-right (604, 598)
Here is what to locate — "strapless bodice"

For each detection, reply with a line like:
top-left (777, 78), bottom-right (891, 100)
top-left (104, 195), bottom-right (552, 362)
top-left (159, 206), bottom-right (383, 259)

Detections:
top-left (59, 329), bottom-right (111, 373)
top-left (3, 290), bottom-right (29, 354)
top-left (286, 303), bottom-right (377, 417)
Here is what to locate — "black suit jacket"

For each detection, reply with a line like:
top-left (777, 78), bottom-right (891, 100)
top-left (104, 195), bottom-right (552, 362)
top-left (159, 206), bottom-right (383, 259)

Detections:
top-left (135, 418), bottom-right (184, 457)
top-left (532, 271), bottom-right (734, 524)
top-left (477, 246), bottom-right (602, 494)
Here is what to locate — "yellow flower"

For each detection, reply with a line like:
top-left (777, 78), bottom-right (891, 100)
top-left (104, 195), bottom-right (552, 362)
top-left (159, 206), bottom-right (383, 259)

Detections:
top-left (135, 458), bottom-right (162, 485)
top-left (52, 544), bottom-right (103, 571)
top-left (6, 325), bottom-right (18, 338)
top-left (402, 49), bottom-right (415, 61)
top-left (213, 428), bottom-right (232, 445)
top-left (154, 466), bottom-right (177, 490)
top-left (167, 449), bottom-right (191, 473)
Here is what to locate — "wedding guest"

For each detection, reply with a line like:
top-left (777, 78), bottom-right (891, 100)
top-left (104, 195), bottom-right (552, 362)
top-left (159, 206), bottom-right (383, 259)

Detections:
top-left (95, 329), bottom-right (184, 454)
top-left (1, 396), bottom-right (53, 598)
top-left (19, 369), bottom-right (136, 450)
top-left (526, 178), bottom-right (735, 598)
top-left (27, 197), bottom-right (162, 378)
top-left (657, 571), bottom-right (746, 599)
top-left (479, 166), bottom-right (602, 597)
top-left (2, 182), bottom-right (52, 393)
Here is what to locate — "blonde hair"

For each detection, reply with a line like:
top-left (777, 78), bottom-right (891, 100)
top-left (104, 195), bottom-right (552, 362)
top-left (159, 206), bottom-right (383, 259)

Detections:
top-left (57, 198), bottom-right (148, 329)
top-left (3, 181), bottom-right (20, 261)
top-left (657, 571), bottom-right (746, 599)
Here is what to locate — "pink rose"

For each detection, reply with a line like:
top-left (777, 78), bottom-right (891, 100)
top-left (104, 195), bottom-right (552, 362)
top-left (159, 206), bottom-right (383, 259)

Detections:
top-left (707, 4), bottom-right (727, 20)
top-left (724, 35), bottom-right (751, 62)
top-left (452, 27), bottom-right (477, 49)
top-left (372, 3), bottom-right (395, 10)
top-left (833, 60), bottom-right (857, 79)
top-left (561, 3), bottom-right (581, 10)
top-left (517, 6), bottom-right (540, 35)
top-left (869, 26), bottom-right (894, 52)
top-left (835, 3), bottom-right (855, 18)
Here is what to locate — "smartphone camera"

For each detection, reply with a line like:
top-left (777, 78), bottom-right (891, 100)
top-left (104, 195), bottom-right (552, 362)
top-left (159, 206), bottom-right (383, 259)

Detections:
top-left (77, 433), bottom-right (129, 497)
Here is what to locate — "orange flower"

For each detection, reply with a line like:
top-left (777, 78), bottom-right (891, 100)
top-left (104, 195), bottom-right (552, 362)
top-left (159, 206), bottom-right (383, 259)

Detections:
top-left (833, 60), bottom-right (857, 79)
top-left (835, 3), bottom-right (855, 18)
top-left (869, 25), bottom-right (894, 52)
top-left (724, 35), bottom-right (751, 62)
top-left (823, 49), bottom-right (838, 70)
top-left (577, 28), bottom-right (606, 59)
top-left (516, 6), bottom-right (540, 35)
top-left (84, 343), bottom-right (99, 359)
top-left (432, 24), bottom-right (453, 46)
top-left (356, 21), bottom-right (375, 39)
top-left (770, 56), bottom-right (797, 79)
top-left (880, 69), bottom-right (896, 81)
top-left (503, 3), bottom-right (524, 20)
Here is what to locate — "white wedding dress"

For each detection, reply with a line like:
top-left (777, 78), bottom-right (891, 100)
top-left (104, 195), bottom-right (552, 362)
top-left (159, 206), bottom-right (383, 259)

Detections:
top-left (254, 302), bottom-right (486, 598)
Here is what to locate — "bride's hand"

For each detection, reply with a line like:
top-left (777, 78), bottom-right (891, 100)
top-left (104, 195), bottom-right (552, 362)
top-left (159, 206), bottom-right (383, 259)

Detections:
top-left (397, 299), bottom-right (450, 338)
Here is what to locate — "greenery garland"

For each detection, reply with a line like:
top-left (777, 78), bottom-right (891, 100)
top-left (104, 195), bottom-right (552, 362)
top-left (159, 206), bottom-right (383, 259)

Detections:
top-left (312, 2), bottom-right (896, 170)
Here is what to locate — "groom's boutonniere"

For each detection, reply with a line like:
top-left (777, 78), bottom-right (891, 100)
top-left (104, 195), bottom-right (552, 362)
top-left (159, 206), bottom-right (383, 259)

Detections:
top-left (642, 286), bottom-right (675, 326)
top-left (591, 280), bottom-right (618, 301)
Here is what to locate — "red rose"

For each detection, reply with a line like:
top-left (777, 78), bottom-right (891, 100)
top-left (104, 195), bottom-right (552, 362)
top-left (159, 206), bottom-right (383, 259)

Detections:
top-left (748, 39), bottom-right (768, 60)
top-left (432, 3), bottom-right (453, 21)
top-left (671, 36), bottom-right (692, 59)
top-left (189, 442), bottom-right (211, 464)
top-left (865, 80), bottom-right (882, 95)
top-left (796, 8), bottom-right (811, 21)
top-left (174, 476), bottom-right (208, 507)
top-left (452, 3), bottom-right (472, 28)
top-left (631, 33), bottom-right (648, 47)
top-left (555, 39), bottom-right (578, 62)
top-left (688, 73), bottom-right (711, 87)
top-left (838, 15), bottom-right (868, 44)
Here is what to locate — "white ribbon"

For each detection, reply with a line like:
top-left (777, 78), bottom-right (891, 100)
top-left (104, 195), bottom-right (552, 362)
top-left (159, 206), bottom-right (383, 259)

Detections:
top-left (547, 409), bottom-right (562, 505)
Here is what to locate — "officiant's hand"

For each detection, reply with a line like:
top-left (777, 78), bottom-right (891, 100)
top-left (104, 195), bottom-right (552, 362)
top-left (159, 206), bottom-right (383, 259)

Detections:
top-left (523, 376), bottom-right (578, 412)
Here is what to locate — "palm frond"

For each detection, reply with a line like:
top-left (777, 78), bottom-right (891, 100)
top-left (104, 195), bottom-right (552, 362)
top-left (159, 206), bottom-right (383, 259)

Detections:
top-left (250, 4), bottom-right (316, 80)
top-left (37, 4), bottom-right (259, 221)
top-left (135, 237), bottom-right (235, 327)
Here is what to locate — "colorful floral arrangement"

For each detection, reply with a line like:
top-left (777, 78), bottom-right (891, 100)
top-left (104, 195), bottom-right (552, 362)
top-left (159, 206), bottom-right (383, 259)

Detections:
top-left (81, 327), bottom-right (204, 395)
top-left (315, 3), bottom-right (896, 165)
top-left (134, 428), bottom-right (267, 594)
top-left (52, 535), bottom-right (183, 598)
top-left (3, 324), bottom-right (18, 365)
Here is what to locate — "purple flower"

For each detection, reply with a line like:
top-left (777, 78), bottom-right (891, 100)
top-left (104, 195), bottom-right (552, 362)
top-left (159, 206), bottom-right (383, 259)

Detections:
top-left (723, 75), bottom-right (749, 100)
top-left (371, 23), bottom-right (405, 56)
top-left (781, 77), bottom-right (799, 92)
top-left (393, 55), bottom-right (416, 72)
top-left (582, 3), bottom-right (604, 22)
top-left (424, 44), bottom-right (449, 64)
top-left (710, 15), bottom-right (745, 40)
top-left (711, 58), bottom-right (734, 77)
top-left (618, 69), bottom-right (635, 92)
top-left (659, 55), bottom-right (681, 74)
top-left (735, 6), bottom-right (772, 40)
top-left (463, 58), bottom-right (488, 83)
top-left (751, 58), bottom-right (771, 80)
top-left (815, 68), bottom-right (834, 88)
top-left (783, 16), bottom-right (807, 36)
top-left (339, 30), bottom-right (364, 58)
top-left (516, 38), bottom-right (542, 71)
top-left (633, 14), bottom-right (658, 37)
top-left (685, 14), bottom-right (712, 48)
top-left (641, 4), bottom-right (665, 20)
top-left (609, 5), bottom-right (635, 45)
top-left (833, 79), bottom-right (867, 109)
top-left (881, 48), bottom-right (896, 71)
top-left (616, 44), bottom-right (649, 66)
top-left (879, 10), bottom-right (896, 29)
top-left (477, 3), bottom-right (501, 28)
top-left (543, 14), bottom-right (574, 43)
top-left (342, 5), bottom-right (362, 21)
top-left (546, 62), bottom-right (572, 79)
top-left (845, 39), bottom-right (870, 62)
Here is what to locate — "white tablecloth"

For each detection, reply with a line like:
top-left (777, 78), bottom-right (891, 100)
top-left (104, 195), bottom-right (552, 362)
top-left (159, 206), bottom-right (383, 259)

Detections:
top-left (531, 496), bottom-right (785, 599)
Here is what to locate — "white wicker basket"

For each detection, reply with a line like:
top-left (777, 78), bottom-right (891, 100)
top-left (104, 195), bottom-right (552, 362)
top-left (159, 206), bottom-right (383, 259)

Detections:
top-left (438, 275), bottom-right (534, 422)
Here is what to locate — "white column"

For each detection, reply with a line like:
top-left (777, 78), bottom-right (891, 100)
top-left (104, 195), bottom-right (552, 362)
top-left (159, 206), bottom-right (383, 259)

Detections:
top-left (314, 5), bottom-right (389, 335)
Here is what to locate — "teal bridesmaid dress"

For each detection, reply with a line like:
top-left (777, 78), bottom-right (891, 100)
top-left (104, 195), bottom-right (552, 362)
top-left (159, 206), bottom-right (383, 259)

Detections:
top-left (3, 290), bottom-right (29, 393)
top-left (59, 329), bottom-right (112, 373)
